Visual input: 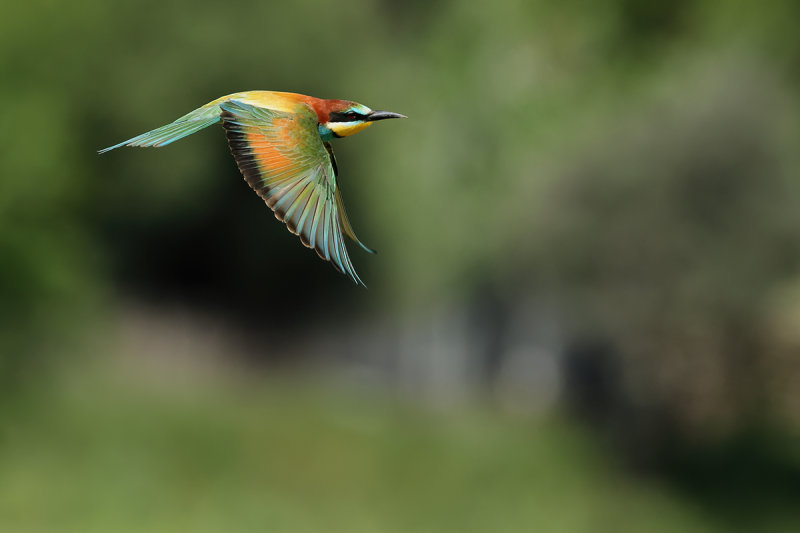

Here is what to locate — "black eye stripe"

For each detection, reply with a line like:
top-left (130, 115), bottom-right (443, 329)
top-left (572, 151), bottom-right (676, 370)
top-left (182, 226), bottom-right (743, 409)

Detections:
top-left (329, 111), bottom-right (364, 122)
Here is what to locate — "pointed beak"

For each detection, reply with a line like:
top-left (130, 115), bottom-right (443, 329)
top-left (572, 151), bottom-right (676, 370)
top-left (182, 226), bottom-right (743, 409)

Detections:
top-left (367, 110), bottom-right (407, 121)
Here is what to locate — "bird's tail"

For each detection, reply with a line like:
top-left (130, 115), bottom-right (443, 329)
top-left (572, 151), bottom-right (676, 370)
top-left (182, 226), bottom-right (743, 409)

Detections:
top-left (98, 103), bottom-right (223, 154)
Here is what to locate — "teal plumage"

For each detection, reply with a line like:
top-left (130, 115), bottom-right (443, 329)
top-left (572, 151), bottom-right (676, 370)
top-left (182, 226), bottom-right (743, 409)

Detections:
top-left (98, 106), bottom-right (222, 153)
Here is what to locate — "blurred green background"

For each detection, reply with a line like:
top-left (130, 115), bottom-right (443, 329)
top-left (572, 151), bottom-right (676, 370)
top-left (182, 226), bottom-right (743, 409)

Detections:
top-left (2, 0), bottom-right (800, 531)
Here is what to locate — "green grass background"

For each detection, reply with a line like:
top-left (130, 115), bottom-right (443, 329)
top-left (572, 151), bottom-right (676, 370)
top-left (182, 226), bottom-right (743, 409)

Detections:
top-left (0, 360), bottom-right (752, 533)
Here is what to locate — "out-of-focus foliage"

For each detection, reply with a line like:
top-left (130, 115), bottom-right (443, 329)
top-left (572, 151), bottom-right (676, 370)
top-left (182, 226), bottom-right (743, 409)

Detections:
top-left (4, 0), bottom-right (799, 429)
top-left (2, 0), bottom-right (800, 529)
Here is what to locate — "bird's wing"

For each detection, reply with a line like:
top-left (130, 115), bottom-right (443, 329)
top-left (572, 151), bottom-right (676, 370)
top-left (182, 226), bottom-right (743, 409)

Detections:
top-left (220, 99), bottom-right (365, 285)
top-left (324, 142), bottom-right (376, 255)
top-left (98, 105), bottom-right (222, 153)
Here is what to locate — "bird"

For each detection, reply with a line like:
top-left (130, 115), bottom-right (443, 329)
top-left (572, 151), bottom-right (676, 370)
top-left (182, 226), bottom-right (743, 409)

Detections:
top-left (99, 91), bottom-right (406, 286)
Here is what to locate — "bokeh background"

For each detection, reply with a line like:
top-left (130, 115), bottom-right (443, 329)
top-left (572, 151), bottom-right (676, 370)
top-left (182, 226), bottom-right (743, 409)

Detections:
top-left (2, 0), bottom-right (800, 531)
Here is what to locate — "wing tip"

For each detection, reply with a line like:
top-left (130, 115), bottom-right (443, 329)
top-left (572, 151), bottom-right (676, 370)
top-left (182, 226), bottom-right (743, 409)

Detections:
top-left (97, 141), bottom-right (127, 154)
top-left (358, 242), bottom-right (378, 255)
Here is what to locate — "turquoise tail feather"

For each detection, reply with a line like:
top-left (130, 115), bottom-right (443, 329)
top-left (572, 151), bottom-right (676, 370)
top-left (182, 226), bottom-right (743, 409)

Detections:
top-left (98, 105), bottom-right (222, 154)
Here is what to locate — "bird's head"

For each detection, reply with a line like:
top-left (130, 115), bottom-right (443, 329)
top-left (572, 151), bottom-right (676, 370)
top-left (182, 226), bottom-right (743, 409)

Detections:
top-left (319, 100), bottom-right (406, 139)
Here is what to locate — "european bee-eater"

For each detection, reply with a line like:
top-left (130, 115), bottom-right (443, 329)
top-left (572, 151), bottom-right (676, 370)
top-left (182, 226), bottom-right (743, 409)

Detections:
top-left (99, 91), bottom-right (406, 286)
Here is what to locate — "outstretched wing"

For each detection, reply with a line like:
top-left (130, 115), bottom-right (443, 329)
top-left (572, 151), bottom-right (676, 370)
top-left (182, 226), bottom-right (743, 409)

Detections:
top-left (220, 99), bottom-right (365, 285)
top-left (98, 104), bottom-right (225, 153)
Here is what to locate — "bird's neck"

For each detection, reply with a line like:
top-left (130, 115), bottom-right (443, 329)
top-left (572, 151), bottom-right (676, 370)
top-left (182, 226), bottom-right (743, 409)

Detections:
top-left (317, 123), bottom-right (339, 141)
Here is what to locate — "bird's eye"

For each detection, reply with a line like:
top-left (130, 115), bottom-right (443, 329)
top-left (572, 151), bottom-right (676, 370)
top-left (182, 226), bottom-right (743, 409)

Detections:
top-left (346, 111), bottom-right (359, 119)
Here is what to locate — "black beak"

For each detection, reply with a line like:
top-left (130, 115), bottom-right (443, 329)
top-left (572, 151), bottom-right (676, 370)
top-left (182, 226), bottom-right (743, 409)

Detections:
top-left (367, 110), bottom-right (408, 121)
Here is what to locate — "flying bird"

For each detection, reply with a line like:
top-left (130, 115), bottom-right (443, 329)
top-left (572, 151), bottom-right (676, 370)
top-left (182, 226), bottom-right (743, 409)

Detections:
top-left (99, 91), bottom-right (406, 286)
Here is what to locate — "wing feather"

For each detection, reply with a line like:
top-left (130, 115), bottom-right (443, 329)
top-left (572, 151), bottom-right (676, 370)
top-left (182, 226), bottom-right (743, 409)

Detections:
top-left (295, 195), bottom-right (318, 243)
top-left (335, 189), bottom-right (376, 255)
top-left (322, 142), bottom-right (376, 255)
top-left (220, 99), bottom-right (367, 285)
